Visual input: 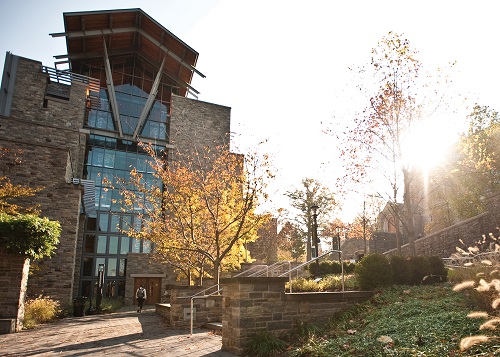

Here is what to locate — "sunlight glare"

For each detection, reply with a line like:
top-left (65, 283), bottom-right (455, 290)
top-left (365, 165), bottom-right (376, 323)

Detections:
top-left (402, 117), bottom-right (457, 171)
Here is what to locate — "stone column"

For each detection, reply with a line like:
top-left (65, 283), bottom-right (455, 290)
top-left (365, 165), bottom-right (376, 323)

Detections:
top-left (220, 277), bottom-right (289, 356)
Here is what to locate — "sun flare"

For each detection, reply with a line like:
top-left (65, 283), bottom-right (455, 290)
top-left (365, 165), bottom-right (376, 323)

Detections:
top-left (401, 118), bottom-right (458, 172)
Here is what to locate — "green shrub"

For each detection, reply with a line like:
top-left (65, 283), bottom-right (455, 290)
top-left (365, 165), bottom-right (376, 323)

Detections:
top-left (247, 330), bottom-right (287, 357)
top-left (424, 256), bottom-right (448, 283)
top-left (389, 255), bottom-right (410, 285)
top-left (307, 259), bottom-right (357, 276)
top-left (354, 253), bottom-right (393, 290)
top-left (288, 274), bottom-right (359, 292)
top-left (407, 256), bottom-right (431, 285)
top-left (317, 274), bottom-right (359, 291)
top-left (23, 296), bottom-right (60, 329)
top-left (288, 278), bottom-right (321, 292)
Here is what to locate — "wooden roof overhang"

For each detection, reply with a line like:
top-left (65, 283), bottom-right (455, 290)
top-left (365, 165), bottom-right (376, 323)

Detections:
top-left (50, 8), bottom-right (203, 97)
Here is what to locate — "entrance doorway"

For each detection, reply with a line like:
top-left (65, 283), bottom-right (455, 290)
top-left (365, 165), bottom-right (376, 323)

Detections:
top-left (133, 277), bottom-right (161, 304)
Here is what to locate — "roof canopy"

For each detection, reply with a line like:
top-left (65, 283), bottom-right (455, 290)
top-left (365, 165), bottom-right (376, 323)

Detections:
top-left (50, 8), bottom-right (203, 97)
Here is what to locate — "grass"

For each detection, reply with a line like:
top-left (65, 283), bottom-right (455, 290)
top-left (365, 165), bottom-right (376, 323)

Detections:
top-left (275, 284), bottom-right (499, 356)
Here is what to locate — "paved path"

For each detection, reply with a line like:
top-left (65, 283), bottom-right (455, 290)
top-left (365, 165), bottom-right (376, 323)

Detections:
top-left (0, 306), bottom-right (236, 356)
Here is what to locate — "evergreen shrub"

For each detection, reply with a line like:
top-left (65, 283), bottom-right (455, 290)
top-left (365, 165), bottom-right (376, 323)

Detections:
top-left (425, 255), bottom-right (448, 283)
top-left (354, 253), bottom-right (393, 290)
top-left (389, 255), bottom-right (410, 285)
top-left (408, 256), bottom-right (431, 285)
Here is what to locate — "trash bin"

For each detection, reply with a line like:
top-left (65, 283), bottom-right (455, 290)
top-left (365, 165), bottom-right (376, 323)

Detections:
top-left (73, 296), bottom-right (87, 317)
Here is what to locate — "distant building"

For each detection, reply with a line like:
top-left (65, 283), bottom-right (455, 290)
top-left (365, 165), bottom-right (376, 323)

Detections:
top-left (0, 9), bottom-right (231, 307)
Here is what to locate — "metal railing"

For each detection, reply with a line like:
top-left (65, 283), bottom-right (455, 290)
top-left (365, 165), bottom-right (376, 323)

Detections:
top-left (41, 66), bottom-right (100, 91)
top-left (443, 250), bottom-right (500, 268)
top-left (233, 264), bottom-right (269, 277)
top-left (279, 249), bottom-right (345, 293)
top-left (241, 261), bottom-right (292, 277)
top-left (176, 284), bottom-right (222, 335)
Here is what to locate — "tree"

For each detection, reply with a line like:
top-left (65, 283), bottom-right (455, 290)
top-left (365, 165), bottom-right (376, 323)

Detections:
top-left (277, 221), bottom-right (305, 262)
top-left (120, 144), bottom-right (273, 285)
top-left (337, 31), bottom-right (446, 255)
top-left (284, 178), bottom-right (336, 260)
top-left (425, 104), bottom-right (499, 229)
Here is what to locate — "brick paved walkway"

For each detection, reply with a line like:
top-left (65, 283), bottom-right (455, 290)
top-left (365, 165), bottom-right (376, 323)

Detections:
top-left (0, 306), bottom-right (236, 356)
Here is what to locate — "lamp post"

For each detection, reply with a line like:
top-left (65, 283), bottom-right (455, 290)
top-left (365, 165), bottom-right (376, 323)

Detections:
top-left (96, 263), bottom-right (104, 313)
top-left (310, 205), bottom-right (319, 259)
top-left (310, 205), bottom-right (320, 274)
top-left (335, 226), bottom-right (341, 262)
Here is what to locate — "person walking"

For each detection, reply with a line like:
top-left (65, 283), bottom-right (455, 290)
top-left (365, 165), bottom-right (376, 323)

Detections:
top-left (136, 284), bottom-right (147, 312)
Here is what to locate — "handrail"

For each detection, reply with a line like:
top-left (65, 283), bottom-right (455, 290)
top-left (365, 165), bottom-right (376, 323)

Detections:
top-left (190, 287), bottom-right (222, 335)
top-left (233, 264), bottom-right (268, 277)
top-left (279, 249), bottom-right (345, 293)
top-left (247, 261), bottom-right (292, 277)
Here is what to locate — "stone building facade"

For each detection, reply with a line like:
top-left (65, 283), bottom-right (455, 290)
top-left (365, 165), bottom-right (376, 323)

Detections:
top-left (0, 9), bottom-right (231, 312)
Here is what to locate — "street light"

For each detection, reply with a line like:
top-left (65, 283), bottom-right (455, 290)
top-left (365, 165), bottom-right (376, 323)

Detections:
top-left (96, 263), bottom-right (104, 313)
top-left (310, 205), bottom-right (319, 259)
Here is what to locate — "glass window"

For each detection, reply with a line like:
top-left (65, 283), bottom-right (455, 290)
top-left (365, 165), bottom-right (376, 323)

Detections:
top-left (86, 217), bottom-right (97, 231)
top-left (143, 240), bottom-right (151, 254)
top-left (91, 148), bottom-right (104, 167)
top-left (110, 215), bottom-right (120, 232)
top-left (117, 280), bottom-right (126, 297)
top-left (84, 235), bottom-right (96, 253)
top-left (115, 151), bottom-right (126, 170)
top-left (132, 238), bottom-right (141, 253)
top-left (83, 257), bottom-right (93, 276)
top-left (122, 215), bottom-right (132, 232)
top-left (95, 258), bottom-right (105, 276)
top-left (104, 150), bottom-right (115, 168)
top-left (99, 213), bottom-right (109, 231)
top-left (97, 235), bottom-right (107, 254)
top-left (120, 237), bottom-right (130, 254)
top-left (109, 236), bottom-right (118, 254)
top-left (107, 258), bottom-right (117, 276)
top-left (100, 188), bottom-right (111, 209)
top-left (118, 258), bottom-right (126, 277)
top-left (106, 280), bottom-right (116, 298)
top-left (81, 280), bottom-right (92, 297)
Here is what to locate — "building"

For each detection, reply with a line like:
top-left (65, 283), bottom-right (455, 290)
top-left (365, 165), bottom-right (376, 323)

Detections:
top-left (0, 8), bottom-right (231, 308)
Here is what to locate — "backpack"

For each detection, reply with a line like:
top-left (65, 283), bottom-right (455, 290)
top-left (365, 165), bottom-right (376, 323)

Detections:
top-left (137, 288), bottom-right (145, 298)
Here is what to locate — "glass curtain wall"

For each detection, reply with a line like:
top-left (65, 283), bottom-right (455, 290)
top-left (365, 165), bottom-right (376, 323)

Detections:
top-left (79, 61), bottom-right (169, 299)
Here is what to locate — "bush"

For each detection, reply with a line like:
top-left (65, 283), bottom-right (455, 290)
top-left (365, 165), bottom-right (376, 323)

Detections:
top-left (407, 256), bottom-right (431, 285)
top-left (307, 259), bottom-right (357, 276)
top-left (23, 296), bottom-right (60, 329)
top-left (389, 255), bottom-right (410, 285)
top-left (247, 330), bottom-right (287, 357)
top-left (288, 274), bottom-right (359, 292)
top-left (354, 253), bottom-right (393, 290)
top-left (424, 256), bottom-right (448, 283)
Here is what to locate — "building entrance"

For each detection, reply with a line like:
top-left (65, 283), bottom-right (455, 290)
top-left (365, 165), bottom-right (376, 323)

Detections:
top-left (134, 277), bottom-right (161, 304)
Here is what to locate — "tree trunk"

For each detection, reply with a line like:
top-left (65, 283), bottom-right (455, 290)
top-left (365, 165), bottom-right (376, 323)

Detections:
top-left (403, 169), bottom-right (416, 255)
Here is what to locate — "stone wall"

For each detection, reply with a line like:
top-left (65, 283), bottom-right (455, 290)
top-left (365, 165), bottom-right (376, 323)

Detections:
top-left (169, 95), bottom-right (231, 159)
top-left (220, 277), bottom-right (373, 356)
top-left (164, 284), bottom-right (223, 329)
top-left (385, 192), bottom-right (500, 257)
top-left (0, 248), bottom-right (30, 332)
top-left (0, 56), bottom-right (88, 307)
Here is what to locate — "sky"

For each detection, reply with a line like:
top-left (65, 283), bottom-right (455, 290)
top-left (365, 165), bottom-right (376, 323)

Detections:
top-left (1, 0), bottom-right (499, 221)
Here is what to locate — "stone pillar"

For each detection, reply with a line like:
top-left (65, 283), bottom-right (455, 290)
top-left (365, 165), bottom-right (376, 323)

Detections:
top-left (220, 277), bottom-right (289, 356)
top-left (0, 248), bottom-right (30, 332)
